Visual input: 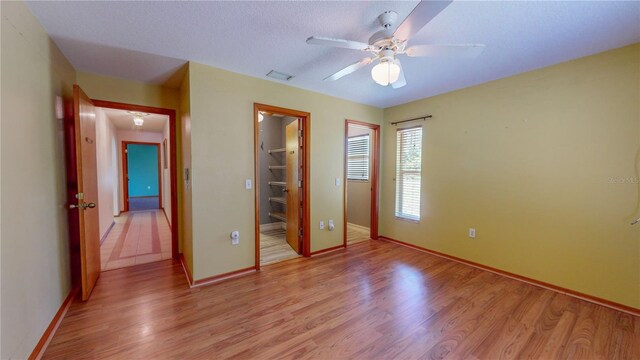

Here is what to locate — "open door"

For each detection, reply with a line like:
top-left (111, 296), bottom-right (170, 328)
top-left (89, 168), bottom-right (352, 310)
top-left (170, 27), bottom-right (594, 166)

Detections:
top-left (68, 85), bottom-right (101, 301)
top-left (285, 120), bottom-right (301, 253)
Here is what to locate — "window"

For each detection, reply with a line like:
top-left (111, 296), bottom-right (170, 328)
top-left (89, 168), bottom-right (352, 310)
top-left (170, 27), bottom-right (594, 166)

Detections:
top-left (395, 127), bottom-right (422, 221)
top-left (347, 134), bottom-right (370, 181)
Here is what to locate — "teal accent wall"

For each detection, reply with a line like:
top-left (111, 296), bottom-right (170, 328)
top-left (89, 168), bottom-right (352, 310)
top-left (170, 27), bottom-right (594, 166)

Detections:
top-left (127, 144), bottom-right (159, 197)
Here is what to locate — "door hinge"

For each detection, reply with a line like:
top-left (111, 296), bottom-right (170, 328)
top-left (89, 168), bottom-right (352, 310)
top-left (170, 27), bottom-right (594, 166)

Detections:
top-left (298, 180), bottom-right (302, 188)
top-left (76, 193), bottom-right (84, 200)
top-left (298, 129), bottom-right (303, 138)
top-left (299, 228), bottom-right (303, 236)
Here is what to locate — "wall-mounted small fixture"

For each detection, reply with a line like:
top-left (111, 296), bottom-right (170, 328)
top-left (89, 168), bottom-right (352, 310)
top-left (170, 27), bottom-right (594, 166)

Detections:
top-left (258, 112), bottom-right (265, 123)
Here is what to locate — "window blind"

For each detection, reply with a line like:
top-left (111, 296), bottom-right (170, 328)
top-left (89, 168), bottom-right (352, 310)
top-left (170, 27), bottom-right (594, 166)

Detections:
top-left (347, 134), bottom-right (370, 181)
top-left (395, 127), bottom-right (422, 221)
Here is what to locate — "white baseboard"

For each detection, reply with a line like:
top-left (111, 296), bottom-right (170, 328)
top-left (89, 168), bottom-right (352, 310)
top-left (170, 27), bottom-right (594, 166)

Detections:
top-left (260, 222), bottom-right (286, 232)
top-left (347, 222), bottom-right (370, 232)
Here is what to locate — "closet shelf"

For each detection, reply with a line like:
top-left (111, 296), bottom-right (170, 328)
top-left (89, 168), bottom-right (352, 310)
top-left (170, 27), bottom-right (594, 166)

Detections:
top-left (268, 181), bottom-right (286, 186)
top-left (269, 197), bottom-right (286, 204)
top-left (269, 165), bottom-right (286, 170)
top-left (269, 212), bottom-right (286, 222)
top-left (268, 148), bottom-right (286, 154)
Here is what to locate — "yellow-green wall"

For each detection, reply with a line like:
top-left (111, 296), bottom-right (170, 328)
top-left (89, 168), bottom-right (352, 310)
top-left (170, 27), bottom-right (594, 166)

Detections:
top-left (76, 72), bottom-right (180, 111)
top-left (188, 62), bottom-right (384, 280)
top-left (1, 1), bottom-right (76, 358)
top-left (380, 44), bottom-right (640, 308)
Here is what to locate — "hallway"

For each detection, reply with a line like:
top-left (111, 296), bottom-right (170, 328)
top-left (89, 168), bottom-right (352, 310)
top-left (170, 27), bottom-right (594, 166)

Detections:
top-left (100, 210), bottom-right (172, 271)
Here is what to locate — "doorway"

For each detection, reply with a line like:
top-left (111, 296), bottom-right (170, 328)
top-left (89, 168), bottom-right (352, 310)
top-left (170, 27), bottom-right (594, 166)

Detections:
top-left (254, 103), bottom-right (310, 268)
top-left (344, 120), bottom-right (380, 246)
top-left (64, 86), bottom-right (179, 300)
top-left (122, 142), bottom-right (161, 211)
top-left (95, 108), bottom-right (174, 272)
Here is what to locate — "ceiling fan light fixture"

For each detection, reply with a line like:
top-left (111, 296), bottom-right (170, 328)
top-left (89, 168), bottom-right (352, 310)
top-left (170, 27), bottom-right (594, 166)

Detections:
top-left (371, 60), bottom-right (400, 86)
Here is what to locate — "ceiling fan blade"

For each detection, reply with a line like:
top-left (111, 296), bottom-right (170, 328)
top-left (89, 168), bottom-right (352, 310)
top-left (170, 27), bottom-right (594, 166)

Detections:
top-left (392, 60), bottom-right (407, 89)
top-left (406, 44), bottom-right (485, 58)
top-left (306, 36), bottom-right (370, 51)
top-left (324, 57), bottom-right (374, 81)
top-left (393, 0), bottom-right (452, 42)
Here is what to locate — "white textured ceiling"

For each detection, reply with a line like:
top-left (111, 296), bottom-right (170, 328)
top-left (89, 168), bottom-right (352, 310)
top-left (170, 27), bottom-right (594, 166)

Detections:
top-left (101, 108), bottom-right (168, 133)
top-left (27, 1), bottom-right (640, 108)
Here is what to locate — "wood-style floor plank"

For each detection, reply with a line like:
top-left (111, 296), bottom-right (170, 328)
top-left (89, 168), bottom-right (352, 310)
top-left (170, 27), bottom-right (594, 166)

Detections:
top-left (43, 240), bottom-right (638, 359)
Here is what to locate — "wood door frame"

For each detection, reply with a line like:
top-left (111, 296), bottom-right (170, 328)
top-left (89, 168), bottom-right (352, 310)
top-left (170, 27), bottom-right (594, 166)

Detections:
top-left (343, 119), bottom-right (381, 247)
top-left (92, 100), bottom-right (179, 260)
top-left (254, 103), bottom-right (311, 270)
top-left (122, 141), bottom-right (162, 212)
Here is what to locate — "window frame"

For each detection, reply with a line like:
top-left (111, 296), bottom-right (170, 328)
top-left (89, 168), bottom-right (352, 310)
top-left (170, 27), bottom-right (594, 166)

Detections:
top-left (346, 133), bottom-right (370, 181)
top-left (395, 125), bottom-right (423, 223)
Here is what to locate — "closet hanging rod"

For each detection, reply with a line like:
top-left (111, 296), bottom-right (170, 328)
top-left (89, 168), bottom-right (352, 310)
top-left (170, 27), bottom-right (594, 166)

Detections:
top-left (391, 115), bottom-right (432, 126)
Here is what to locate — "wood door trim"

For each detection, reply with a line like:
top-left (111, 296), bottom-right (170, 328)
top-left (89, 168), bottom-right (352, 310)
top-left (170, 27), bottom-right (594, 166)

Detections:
top-left (378, 236), bottom-right (640, 316)
top-left (122, 141), bottom-right (162, 212)
top-left (344, 119), bottom-right (381, 248)
top-left (179, 254), bottom-right (193, 285)
top-left (254, 103), bottom-right (311, 270)
top-left (92, 99), bottom-right (179, 260)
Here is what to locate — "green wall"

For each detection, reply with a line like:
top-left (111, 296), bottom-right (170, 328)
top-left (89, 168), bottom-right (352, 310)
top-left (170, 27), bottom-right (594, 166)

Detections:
top-left (380, 44), bottom-right (640, 309)
top-left (127, 144), bottom-right (159, 197)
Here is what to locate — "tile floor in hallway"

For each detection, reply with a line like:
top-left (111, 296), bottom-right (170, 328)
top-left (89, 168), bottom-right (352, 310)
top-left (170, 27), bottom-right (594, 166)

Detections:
top-left (100, 209), bottom-right (172, 271)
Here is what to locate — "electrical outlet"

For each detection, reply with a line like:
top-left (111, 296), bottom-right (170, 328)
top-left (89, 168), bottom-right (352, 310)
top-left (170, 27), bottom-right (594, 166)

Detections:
top-left (469, 228), bottom-right (476, 239)
top-left (319, 220), bottom-right (325, 230)
top-left (231, 231), bottom-right (240, 245)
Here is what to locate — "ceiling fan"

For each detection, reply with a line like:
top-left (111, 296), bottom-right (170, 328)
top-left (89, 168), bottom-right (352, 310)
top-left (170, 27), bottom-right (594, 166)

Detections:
top-left (306, 0), bottom-right (485, 88)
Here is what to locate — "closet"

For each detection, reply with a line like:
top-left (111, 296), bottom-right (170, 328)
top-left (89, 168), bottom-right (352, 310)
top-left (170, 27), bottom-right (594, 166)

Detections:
top-left (258, 112), bottom-right (301, 264)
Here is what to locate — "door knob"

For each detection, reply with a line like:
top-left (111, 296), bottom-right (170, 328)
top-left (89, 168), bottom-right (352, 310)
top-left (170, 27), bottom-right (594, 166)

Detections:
top-left (69, 202), bottom-right (96, 210)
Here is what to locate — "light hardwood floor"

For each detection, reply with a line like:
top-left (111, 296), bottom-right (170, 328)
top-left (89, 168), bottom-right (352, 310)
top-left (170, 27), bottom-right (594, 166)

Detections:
top-left (260, 227), bottom-right (300, 265)
top-left (347, 222), bottom-right (370, 245)
top-left (44, 240), bottom-right (638, 359)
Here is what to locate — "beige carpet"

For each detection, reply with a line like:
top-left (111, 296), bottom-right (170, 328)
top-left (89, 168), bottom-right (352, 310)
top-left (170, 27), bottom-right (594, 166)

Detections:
top-left (347, 223), bottom-right (370, 245)
top-left (260, 228), bottom-right (300, 265)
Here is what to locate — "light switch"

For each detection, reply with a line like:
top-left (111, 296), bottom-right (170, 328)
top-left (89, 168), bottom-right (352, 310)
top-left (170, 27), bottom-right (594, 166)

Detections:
top-left (245, 179), bottom-right (252, 189)
top-left (319, 221), bottom-right (325, 230)
top-left (335, 178), bottom-right (341, 186)
top-left (328, 220), bottom-right (334, 231)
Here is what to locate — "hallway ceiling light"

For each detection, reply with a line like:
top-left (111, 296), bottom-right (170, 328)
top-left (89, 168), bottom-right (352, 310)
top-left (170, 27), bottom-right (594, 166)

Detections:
top-left (133, 116), bottom-right (144, 126)
top-left (128, 111), bottom-right (149, 127)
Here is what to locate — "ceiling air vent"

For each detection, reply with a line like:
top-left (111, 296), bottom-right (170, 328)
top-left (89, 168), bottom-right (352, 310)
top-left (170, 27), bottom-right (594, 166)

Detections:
top-left (266, 70), bottom-right (294, 81)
